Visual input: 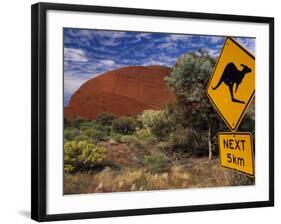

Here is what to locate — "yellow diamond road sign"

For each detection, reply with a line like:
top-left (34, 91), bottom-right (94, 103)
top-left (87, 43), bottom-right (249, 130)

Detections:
top-left (207, 37), bottom-right (255, 131)
top-left (218, 132), bottom-right (254, 176)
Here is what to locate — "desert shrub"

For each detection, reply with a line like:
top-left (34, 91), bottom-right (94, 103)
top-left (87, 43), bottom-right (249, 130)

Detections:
top-left (79, 121), bottom-right (94, 131)
top-left (138, 110), bottom-right (172, 140)
top-left (134, 118), bottom-right (143, 129)
top-left (70, 117), bottom-right (88, 129)
top-left (64, 118), bottom-right (72, 128)
top-left (64, 129), bottom-right (80, 141)
top-left (110, 132), bottom-right (123, 142)
top-left (168, 128), bottom-right (195, 150)
top-left (120, 135), bottom-right (138, 143)
top-left (120, 135), bottom-right (144, 149)
top-left (112, 117), bottom-right (136, 135)
top-left (135, 129), bottom-right (155, 142)
top-left (165, 50), bottom-right (215, 103)
top-left (101, 126), bottom-right (112, 136)
top-left (238, 113), bottom-right (255, 134)
top-left (143, 153), bottom-right (168, 173)
top-left (83, 128), bottom-right (107, 142)
top-left (93, 123), bottom-right (112, 136)
top-left (156, 141), bottom-right (172, 151)
top-left (168, 128), bottom-right (208, 155)
top-left (131, 140), bottom-right (145, 150)
top-left (74, 135), bottom-right (91, 142)
top-left (164, 51), bottom-right (223, 156)
top-left (64, 140), bottom-right (107, 173)
top-left (138, 110), bottom-right (162, 128)
top-left (96, 112), bottom-right (117, 126)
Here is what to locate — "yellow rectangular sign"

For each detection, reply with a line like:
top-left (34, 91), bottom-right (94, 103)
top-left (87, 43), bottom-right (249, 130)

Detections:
top-left (218, 132), bottom-right (254, 176)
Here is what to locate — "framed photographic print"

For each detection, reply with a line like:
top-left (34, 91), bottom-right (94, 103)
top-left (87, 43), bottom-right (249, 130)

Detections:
top-left (31, 2), bottom-right (274, 222)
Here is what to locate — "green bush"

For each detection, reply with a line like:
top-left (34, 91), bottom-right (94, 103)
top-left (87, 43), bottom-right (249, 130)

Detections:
top-left (64, 118), bottom-right (72, 128)
top-left (110, 132), bottom-right (123, 142)
top-left (64, 129), bottom-right (80, 141)
top-left (238, 113), bottom-right (255, 134)
top-left (96, 112), bottom-right (116, 126)
top-left (74, 135), bottom-right (91, 142)
top-left (138, 110), bottom-right (172, 140)
top-left (64, 140), bottom-right (107, 173)
top-left (168, 128), bottom-right (193, 149)
top-left (79, 121), bottom-right (94, 131)
top-left (92, 122), bottom-right (112, 136)
top-left (164, 51), bottom-right (223, 156)
top-left (138, 110), bottom-right (161, 128)
top-left (168, 128), bottom-right (208, 155)
top-left (156, 141), bottom-right (172, 151)
top-left (83, 128), bottom-right (107, 142)
top-left (112, 117), bottom-right (136, 135)
top-left (119, 135), bottom-right (144, 149)
top-left (165, 51), bottom-right (215, 102)
top-left (135, 129), bottom-right (154, 141)
top-left (120, 135), bottom-right (138, 143)
top-left (143, 153), bottom-right (167, 173)
top-left (70, 117), bottom-right (88, 129)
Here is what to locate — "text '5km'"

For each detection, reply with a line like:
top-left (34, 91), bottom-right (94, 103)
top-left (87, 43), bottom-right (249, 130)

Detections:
top-left (218, 132), bottom-right (254, 176)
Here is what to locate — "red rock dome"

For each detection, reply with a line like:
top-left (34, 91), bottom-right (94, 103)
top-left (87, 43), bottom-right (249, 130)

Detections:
top-left (64, 65), bottom-right (175, 120)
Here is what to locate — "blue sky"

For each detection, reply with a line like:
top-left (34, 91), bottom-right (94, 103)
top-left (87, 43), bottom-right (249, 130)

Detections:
top-left (64, 28), bottom-right (255, 106)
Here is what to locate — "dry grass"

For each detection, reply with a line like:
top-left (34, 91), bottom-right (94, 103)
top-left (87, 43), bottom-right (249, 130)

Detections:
top-left (64, 158), bottom-right (235, 195)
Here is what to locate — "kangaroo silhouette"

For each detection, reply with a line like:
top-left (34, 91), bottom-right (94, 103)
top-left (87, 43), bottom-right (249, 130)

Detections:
top-left (212, 62), bottom-right (251, 104)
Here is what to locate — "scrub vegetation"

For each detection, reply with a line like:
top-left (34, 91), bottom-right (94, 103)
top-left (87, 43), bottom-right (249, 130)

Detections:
top-left (64, 51), bottom-right (255, 194)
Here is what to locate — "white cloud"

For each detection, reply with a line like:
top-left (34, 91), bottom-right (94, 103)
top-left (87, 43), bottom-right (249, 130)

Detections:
top-left (166, 34), bottom-right (193, 42)
top-left (156, 42), bottom-right (178, 53)
top-left (142, 58), bottom-right (171, 67)
top-left (157, 54), bottom-right (177, 65)
top-left (136, 33), bottom-right (152, 38)
top-left (94, 31), bottom-right (129, 39)
top-left (78, 30), bottom-right (93, 37)
top-left (234, 38), bottom-right (255, 54)
top-left (64, 48), bottom-right (88, 62)
top-left (125, 33), bottom-right (153, 44)
top-left (94, 31), bottom-right (130, 46)
top-left (100, 59), bottom-right (115, 66)
top-left (209, 36), bottom-right (224, 44)
top-left (208, 48), bottom-right (221, 58)
top-left (65, 29), bottom-right (94, 45)
top-left (190, 42), bottom-right (205, 48)
top-left (143, 61), bottom-right (166, 66)
top-left (157, 42), bottom-right (177, 49)
top-left (64, 72), bottom-right (100, 98)
top-left (64, 73), bottom-right (88, 97)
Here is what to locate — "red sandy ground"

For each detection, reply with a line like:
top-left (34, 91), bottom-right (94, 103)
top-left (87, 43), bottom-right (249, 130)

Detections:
top-left (64, 65), bottom-right (175, 119)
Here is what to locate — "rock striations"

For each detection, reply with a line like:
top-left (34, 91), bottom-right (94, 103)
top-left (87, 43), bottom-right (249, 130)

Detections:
top-left (64, 65), bottom-right (175, 120)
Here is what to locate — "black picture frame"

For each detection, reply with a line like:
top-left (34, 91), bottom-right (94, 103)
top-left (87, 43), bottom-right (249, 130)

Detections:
top-left (31, 2), bottom-right (274, 222)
